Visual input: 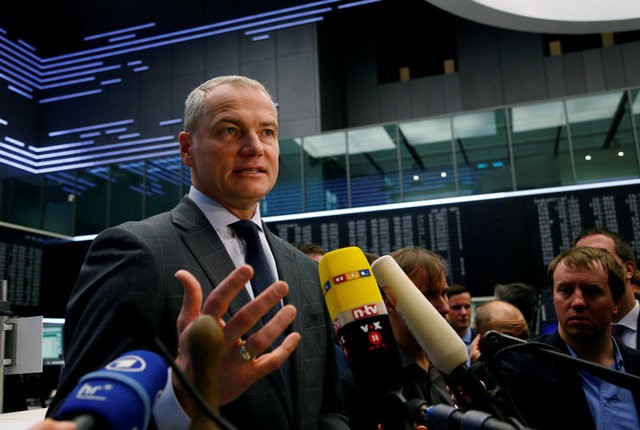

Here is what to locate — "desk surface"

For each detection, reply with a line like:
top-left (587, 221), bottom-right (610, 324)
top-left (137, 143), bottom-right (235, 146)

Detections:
top-left (0, 408), bottom-right (47, 430)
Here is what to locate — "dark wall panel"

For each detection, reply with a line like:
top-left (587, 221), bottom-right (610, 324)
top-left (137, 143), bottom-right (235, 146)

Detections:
top-left (544, 56), bottom-right (568, 99)
top-left (582, 50), bottom-right (606, 92)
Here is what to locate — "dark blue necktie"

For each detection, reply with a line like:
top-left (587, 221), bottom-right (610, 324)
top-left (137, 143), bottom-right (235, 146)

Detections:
top-left (230, 220), bottom-right (291, 386)
top-left (612, 324), bottom-right (625, 345)
top-left (230, 220), bottom-right (281, 320)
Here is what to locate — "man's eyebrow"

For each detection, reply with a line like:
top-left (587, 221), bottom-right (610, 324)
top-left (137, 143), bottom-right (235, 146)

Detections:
top-left (216, 116), bottom-right (242, 125)
top-left (260, 120), bottom-right (278, 128)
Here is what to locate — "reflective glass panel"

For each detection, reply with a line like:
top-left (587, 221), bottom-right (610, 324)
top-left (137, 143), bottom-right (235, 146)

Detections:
top-left (302, 131), bottom-right (348, 212)
top-left (398, 118), bottom-right (456, 201)
top-left (43, 171), bottom-right (76, 235)
top-left (109, 161), bottom-right (144, 225)
top-left (348, 125), bottom-right (400, 207)
top-left (510, 100), bottom-right (570, 189)
top-left (145, 156), bottom-right (183, 217)
top-left (567, 92), bottom-right (639, 183)
top-left (267, 138), bottom-right (303, 215)
top-left (2, 175), bottom-right (43, 229)
top-left (75, 166), bottom-right (110, 235)
top-left (451, 110), bottom-right (510, 194)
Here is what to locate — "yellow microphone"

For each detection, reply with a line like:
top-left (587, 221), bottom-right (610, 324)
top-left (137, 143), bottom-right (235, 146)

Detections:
top-left (319, 246), bottom-right (403, 394)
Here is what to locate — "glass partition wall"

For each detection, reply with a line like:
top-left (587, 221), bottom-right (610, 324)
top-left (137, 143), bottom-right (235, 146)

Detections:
top-left (2, 87), bottom-right (640, 236)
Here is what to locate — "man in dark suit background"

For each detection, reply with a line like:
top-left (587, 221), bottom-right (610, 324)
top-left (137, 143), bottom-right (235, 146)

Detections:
top-left (490, 246), bottom-right (640, 429)
top-left (46, 75), bottom-right (349, 429)
top-left (574, 228), bottom-right (639, 349)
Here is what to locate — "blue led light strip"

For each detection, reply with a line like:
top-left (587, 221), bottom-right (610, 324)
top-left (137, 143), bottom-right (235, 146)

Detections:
top-left (39, 3), bottom-right (340, 66)
top-left (5, 136), bottom-right (25, 146)
top-left (39, 89), bottom-right (102, 104)
top-left (0, 60), bottom-right (36, 90)
top-left (17, 40), bottom-right (35, 51)
top-left (244, 16), bottom-right (324, 35)
top-left (338, 0), bottom-right (382, 9)
top-left (159, 119), bottom-right (182, 126)
top-left (104, 127), bottom-right (127, 134)
top-left (40, 65), bottom-right (121, 83)
top-left (30, 141), bottom-right (94, 153)
top-left (0, 148), bottom-right (179, 174)
top-left (41, 76), bottom-right (95, 90)
top-left (32, 136), bottom-right (174, 160)
top-left (109, 34), bottom-right (136, 43)
top-left (8, 85), bottom-right (32, 98)
top-left (85, 23), bottom-right (156, 41)
top-left (49, 119), bottom-right (134, 137)
top-left (0, 139), bottom-right (177, 168)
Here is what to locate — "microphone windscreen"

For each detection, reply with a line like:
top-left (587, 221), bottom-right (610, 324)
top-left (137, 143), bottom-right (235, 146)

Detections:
top-left (371, 255), bottom-right (468, 374)
top-left (55, 350), bottom-right (167, 429)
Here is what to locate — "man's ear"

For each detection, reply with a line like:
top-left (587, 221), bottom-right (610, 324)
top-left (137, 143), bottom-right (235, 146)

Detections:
top-left (623, 260), bottom-right (635, 281)
top-left (179, 131), bottom-right (193, 165)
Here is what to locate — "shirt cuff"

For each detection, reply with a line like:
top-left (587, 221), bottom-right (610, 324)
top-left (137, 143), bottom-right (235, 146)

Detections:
top-left (153, 367), bottom-right (191, 430)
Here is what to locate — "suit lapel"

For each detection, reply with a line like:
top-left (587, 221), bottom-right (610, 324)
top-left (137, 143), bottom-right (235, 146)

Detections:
top-left (170, 197), bottom-right (253, 315)
top-left (171, 198), bottom-right (294, 419)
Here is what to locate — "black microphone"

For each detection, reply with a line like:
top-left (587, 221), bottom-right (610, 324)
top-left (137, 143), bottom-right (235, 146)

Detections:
top-left (370, 255), bottom-right (507, 419)
top-left (482, 330), bottom-right (640, 391)
top-left (54, 349), bottom-right (168, 430)
top-left (319, 246), bottom-right (408, 428)
top-left (407, 400), bottom-right (533, 430)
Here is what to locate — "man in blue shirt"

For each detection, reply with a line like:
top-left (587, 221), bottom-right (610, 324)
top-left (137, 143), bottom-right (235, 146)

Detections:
top-left (489, 246), bottom-right (640, 430)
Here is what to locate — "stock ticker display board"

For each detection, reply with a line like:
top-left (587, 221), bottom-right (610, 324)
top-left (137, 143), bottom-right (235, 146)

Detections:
top-left (267, 181), bottom-right (640, 296)
top-left (0, 226), bottom-right (45, 308)
top-left (1, 180), bottom-right (639, 314)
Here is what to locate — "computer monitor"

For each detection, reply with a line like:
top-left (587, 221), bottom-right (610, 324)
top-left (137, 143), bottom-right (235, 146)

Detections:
top-left (42, 318), bottom-right (64, 366)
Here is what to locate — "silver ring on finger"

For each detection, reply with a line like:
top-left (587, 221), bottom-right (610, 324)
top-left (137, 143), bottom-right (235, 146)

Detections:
top-left (239, 340), bottom-right (254, 361)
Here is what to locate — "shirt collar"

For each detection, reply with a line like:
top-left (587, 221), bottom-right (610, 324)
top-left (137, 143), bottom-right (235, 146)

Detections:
top-left (188, 186), bottom-right (263, 229)
top-left (616, 299), bottom-right (639, 332)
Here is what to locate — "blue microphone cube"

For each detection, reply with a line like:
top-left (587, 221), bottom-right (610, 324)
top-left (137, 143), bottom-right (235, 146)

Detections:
top-left (56, 350), bottom-right (168, 430)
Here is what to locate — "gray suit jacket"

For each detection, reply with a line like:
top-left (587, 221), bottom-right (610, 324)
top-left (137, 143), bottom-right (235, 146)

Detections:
top-left (47, 196), bottom-right (349, 429)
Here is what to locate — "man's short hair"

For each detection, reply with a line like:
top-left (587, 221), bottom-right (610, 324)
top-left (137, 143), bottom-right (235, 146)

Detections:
top-left (547, 246), bottom-right (626, 302)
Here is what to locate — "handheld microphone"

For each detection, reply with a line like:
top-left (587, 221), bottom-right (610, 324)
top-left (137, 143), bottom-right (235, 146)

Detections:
top-left (319, 246), bottom-right (404, 395)
top-left (188, 314), bottom-right (224, 430)
top-left (407, 400), bottom-right (532, 430)
top-left (120, 301), bottom-right (237, 430)
top-left (54, 349), bottom-right (167, 430)
top-left (371, 255), bottom-right (505, 418)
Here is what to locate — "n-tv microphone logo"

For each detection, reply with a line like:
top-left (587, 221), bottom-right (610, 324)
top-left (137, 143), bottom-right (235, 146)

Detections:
top-left (352, 303), bottom-right (380, 320)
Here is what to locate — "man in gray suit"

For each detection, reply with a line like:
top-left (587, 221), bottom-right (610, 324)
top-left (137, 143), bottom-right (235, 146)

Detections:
top-left (47, 75), bottom-right (349, 429)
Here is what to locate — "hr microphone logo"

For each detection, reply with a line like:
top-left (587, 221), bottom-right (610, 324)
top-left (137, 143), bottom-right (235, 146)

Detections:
top-left (75, 382), bottom-right (113, 401)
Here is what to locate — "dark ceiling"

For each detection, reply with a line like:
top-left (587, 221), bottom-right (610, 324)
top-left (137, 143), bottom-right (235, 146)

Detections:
top-left (1, 0), bottom-right (322, 57)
